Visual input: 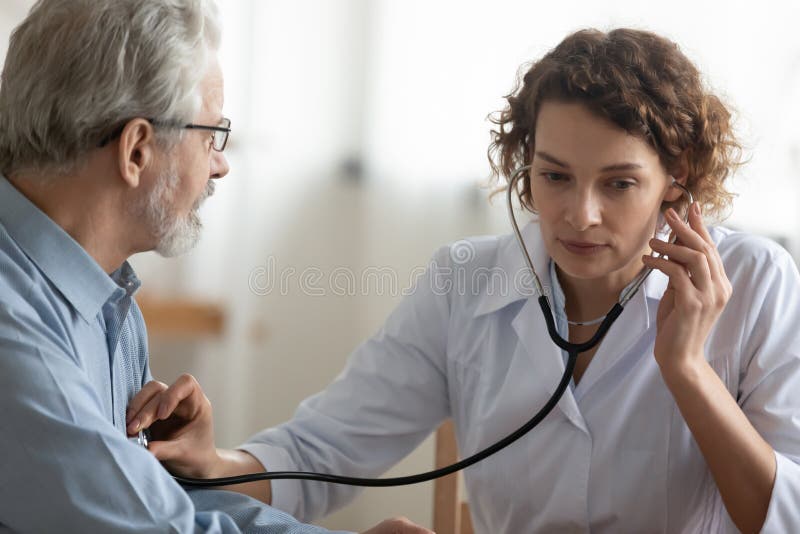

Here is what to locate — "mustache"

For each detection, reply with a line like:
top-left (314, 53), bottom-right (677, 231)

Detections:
top-left (202, 180), bottom-right (216, 200)
top-left (193, 180), bottom-right (216, 210)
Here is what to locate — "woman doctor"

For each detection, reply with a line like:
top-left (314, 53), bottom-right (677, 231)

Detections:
top-left (127, 28), bottom-right (800, 533)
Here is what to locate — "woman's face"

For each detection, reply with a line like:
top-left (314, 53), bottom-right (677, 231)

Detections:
top-left (531, 101), bottom-right (681, 287)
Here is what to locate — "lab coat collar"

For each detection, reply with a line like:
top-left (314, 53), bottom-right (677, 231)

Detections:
top-left (472, 220), bottom-right (551, 318)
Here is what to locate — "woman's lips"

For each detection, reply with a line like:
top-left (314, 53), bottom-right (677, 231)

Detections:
top-left (559, 239), bottom-right (609, 256)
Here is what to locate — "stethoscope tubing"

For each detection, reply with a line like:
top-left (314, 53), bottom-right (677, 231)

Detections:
top-left (175, 166), bottom-right (690, 488)
top-left (176, 345), bottom-right (585, 488)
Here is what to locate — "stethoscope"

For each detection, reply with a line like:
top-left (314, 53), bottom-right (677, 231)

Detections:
top-left (171, 165), bottom-right (693, 489)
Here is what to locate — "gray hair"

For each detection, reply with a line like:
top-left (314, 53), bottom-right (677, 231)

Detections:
top-left (0, 0), bottom-right (221, 176)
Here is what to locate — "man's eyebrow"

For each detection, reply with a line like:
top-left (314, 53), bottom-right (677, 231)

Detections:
top-left (534, 151), bottom-right (643, 172)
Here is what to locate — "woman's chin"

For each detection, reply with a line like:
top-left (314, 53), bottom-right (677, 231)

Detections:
top-left (553, 253), bottom-right (647, 288)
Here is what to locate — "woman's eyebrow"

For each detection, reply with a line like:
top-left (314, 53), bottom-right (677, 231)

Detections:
top-left (534, 151), bottom-right (570, 168)
top-left (600, 162), bottom-right (644, 172)
top-left (535, 151), bottom-right (643, 172)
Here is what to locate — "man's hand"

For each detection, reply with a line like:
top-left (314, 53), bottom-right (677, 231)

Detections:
top-left (126, 374), bottom-right (219, 478)
top-left (360, 517), bottom-right (435, 534)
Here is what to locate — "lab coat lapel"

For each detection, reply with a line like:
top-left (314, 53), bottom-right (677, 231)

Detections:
top-left (509, 225), bottom-right (589, 435)
top-left (512, 299), bottom-right (589, 434)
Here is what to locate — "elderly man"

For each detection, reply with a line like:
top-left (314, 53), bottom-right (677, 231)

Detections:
top-left (0, 1), bottom-right (430, 533)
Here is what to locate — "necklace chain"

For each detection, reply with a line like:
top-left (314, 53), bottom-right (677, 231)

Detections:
top-left (566, 314), bottom-right (606, 327)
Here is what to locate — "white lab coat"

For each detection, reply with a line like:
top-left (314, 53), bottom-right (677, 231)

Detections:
top-left (241, 222), bottom-right (800, 533)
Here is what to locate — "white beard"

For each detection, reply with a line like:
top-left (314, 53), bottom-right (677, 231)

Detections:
top-left (141, 163), bottom-right (215, 258)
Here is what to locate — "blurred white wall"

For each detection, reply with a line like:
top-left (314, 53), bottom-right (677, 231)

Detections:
top-left (0, 1), bottom-right (29, 59)
top-left (1, 0), bottom-right (799, 531)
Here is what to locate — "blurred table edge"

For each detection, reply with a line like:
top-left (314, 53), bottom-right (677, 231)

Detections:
top-left (136, 294), bottom-right (226, 339)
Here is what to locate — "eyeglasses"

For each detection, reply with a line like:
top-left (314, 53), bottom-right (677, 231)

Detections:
top-left (172, 117), bottom-right (231, 152)
top-left (98, 117), bottom-right (232, 152)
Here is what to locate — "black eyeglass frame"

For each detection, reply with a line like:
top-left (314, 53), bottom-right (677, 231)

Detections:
top-left (98, 117), bottom-right (232, 151)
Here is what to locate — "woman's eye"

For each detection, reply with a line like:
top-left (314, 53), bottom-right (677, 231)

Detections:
top-left (610, 180), bottom-right (635, 191)
top-left (542, 172), bottom-right (567, 183)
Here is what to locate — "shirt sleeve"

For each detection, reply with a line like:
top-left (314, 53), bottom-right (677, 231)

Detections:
top-left (732, 244), bottom-right (800, 533)
top-left (188, 489), bottom-right (353, 534)
top-left (0, 301), bottom-right (339, 533)
top-left (240, 247), bottom-right (454, 522)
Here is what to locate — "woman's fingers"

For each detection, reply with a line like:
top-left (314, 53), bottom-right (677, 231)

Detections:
top-left (649, 238), bottom-right (712, 291)
top-left (655, 203), bottom-right (731, 307)
top-left (667, 204), bottom-right (725, 281)
top-left (126, 380), bottom-right (167, 434)
top-left (127, 392), bottom-right (169, 435)
top-left (642, 254), bottom-right (696, 296)
top-left (664, 207), bottom-right (706, 250)
top-left (155, 373), bottom-right (205, 420)
top-left (125, 374), bottom-right (205, 435)
top-left (127, 380), bottom-right (166, 418)
top-left (687, 203), bottom-right (728, 284)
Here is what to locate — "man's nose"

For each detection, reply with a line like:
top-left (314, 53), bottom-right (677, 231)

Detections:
top-left (210, 150), bottom-right (229, 179)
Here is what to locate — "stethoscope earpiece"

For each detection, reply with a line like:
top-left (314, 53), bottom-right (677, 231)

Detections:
top-left (669, 176), bottom-right (694, 203)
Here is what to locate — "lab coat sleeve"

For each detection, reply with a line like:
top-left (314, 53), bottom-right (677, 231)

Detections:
top-left (0, 301), bottom-right (343, 534)
top-left (731, 243), bottom-right (800, 533)
top-left (240, 246), bottom-right (454, 522)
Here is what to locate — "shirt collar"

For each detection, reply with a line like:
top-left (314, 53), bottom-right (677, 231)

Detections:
top-left (472, 221), bottom-right (549, 317)
top-left (473, 220), bottom-right (669, 317)
top-left (0, 175), bottom-right (140, 323)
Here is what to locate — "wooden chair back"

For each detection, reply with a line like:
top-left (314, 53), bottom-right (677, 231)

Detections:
top-left (432, 420), bottom-right (474, 534)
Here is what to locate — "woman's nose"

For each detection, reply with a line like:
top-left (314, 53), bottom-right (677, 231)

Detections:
top-left (564, 189), bottom-right (602, 231)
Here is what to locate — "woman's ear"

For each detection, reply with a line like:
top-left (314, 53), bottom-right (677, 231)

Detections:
top-left (663, 155), bottom-right (689, 202)
top-left (117, 118), bottom-right (156, 189)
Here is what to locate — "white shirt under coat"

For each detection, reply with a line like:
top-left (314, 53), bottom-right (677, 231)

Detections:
top-left (241, 222), bottom-right (800, 533)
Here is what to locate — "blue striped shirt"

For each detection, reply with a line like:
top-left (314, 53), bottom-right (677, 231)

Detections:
top-left (0, 175), bottom-right (347, 533)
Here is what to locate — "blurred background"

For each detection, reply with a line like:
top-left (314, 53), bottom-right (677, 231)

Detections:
top-left (2, 0), bottom-right (799, 530)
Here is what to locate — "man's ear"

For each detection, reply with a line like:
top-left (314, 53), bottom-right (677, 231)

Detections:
top-left (117, 119), bottom-right (156, 188)
top-left (663, 154), bottom-right (689, 202)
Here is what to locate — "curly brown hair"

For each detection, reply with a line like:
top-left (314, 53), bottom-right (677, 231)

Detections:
top-left (488, 28), bottom-right (742, 220)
